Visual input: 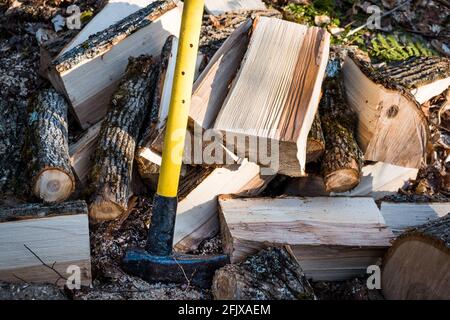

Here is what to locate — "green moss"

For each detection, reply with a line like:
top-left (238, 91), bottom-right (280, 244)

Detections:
top-left (80, 10), bottom-right (94, 24)
top-left (283, 1), bottom-right (339, 27)
top-left (369, 33), bottom-right (436, 62)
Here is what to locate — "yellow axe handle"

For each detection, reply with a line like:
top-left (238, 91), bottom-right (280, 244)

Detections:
top-left (157, 0), bottom-right (205, 197)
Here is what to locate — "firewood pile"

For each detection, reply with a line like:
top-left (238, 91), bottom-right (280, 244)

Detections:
top-left (0, 0), bottom-right (449, 300)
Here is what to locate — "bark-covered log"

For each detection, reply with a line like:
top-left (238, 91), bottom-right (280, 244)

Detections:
top-left (342, 50), bottom-right (429, 168)
top-left (212, 246), bottom-right (315, 300)
top-left (382, 214), bottom-right (450, 299)
top-left (52, 1), bottom-right (177, 73)
top-left (378, 56), bottom-right (450, 89)
top-left (89, 55), bottom-right (158, 222)
top-left (25, 89), bottom-right (75, 203)
top-left (0, 200), bottom-right (87, 222)
top-left (306, 113), bottom-right (325, 162)
top-left (320, 64), bottom-right (363, 193)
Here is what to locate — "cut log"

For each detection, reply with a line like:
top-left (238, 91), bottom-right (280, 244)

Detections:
top-left (380, 202), bottom-right (449, 235)
top-left (219, 196), bottom-right (394, 281)
top-left (378, 56), bottom-right (450, 104)
top-left (48, 0), bottom-right (182, 129)
top-left (69, 121), bottom-right (103, 186)
top-left (212, 246), bottom-right (315, 300)
top-left (0, 201), bottom-right (91, 286)
top-left (174, 160), bottom-right (273, 252)
top-left (205, 0), bottom-right (266, 16)
top-left (320, 75), bottom-right (363, 193)
top-left (25, 89), bottom-right (75, 203)
top-left (382, 214), bottom-right (450, 299)
top-left (331, 162), bottom-right (418, 199)
top-left (89, 56), bottom-right (158, 222)
top-left (213, 17), bottom-right (330, 176)
top-left (342, 52), bottom-right (429, 168)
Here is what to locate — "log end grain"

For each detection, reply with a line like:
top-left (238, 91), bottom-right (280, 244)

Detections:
top-left (33, 168), bottom-right (75, 203)
top-left (89, 199), bottom-right (124, 222)
top-left (324, 168), bottom-right (360, 193)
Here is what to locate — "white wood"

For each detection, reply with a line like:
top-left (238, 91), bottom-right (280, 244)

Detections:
top-left (60, 0), bottom-right (155, 55)
top-left (332, 162), bottom-right (418, 199)
top-left (174, 160), bottom-right (267, 251)
top-left (69, 120), bottom-right (103, 185)
top-left (0, 214), bottom-right (91, 286)
top-left (411, 77), bottom-right (450, 104)
top-left (219, 196), bottom-right (394, 281)
top-left (51, 4), bottom-right (182, 129)
top-left (213, 17), bottom-right (330, 175)
top-left (380, 202), bottom-right (449, 234)
top-left (204, 0), bottom-right (266, 16)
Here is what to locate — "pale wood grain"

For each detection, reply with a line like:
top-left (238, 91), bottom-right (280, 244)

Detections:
top-left (0, 214), bottom-right (91, 286)
top-left (219, 196), bottom-right (394, 281)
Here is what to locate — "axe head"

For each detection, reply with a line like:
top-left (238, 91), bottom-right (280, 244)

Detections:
top-left (122, 249), bottom-right (229, 289)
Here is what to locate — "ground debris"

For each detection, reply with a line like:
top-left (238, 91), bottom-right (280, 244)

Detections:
top-left (0, 281), bottom-right (67, 300)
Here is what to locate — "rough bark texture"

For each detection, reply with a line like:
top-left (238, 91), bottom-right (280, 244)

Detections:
top-left (378, 56), bottom-right (450, 89)
top-left (25, 88), bottom-right (75, 202)
top-left (306, 112), bottom-right (325, 162)
top-left (212, 246), bottom-right (315, 300)
top-left (398, 214), bottom-right (450, 250)
top-left (0, 200), bottom-right (88, 222)
top-left (52, 0), bottom-right (177, 73)
top-left (320, 63), bottom-right (363, 193)
top-left (89, 55), bottom-right (158, 221)
top-left (138, 35), bottom-right (175, 149)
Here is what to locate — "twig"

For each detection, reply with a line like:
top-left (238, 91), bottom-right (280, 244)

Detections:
top-left (172, 256), bottom-right (191, 290)
top-left (23, 244), bottom-right (67, 282)
top-left (347, 0), bottom-right (412, 37)
top-left (13, 274), bottom-right (30, 287)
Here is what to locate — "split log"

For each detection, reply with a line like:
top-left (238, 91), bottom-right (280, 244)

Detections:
top-left (219, 196), bottom-right (394, 281)
top-left (380, 202), bottom-right (449, 235)
top-left (382, 214), bottom-right (450, 299)
top-left (205, 0), bottom-right (266, 16)
top-left (69, 121), bottom-right (103, 186)
top-left (0, 200), bottom-right (87, 222)
top-left (48, 0), bottom-right (182, 129)
top-left (0, 201), bottom-right (91, 286)
top-left (212, 246), bottom-right (315, 300)
top-left (174, 160), bottom-right (274, 252)
top-left (213, 17), bottom-right (330, 176)
top-left (377, 56), bottom-right (450, 104)
top-left (25, 89), bottom-right (75, 203)
top-left (285, 162), bottom-right (418, 200)
top-left (89, 55), bottom-right (158, 222)
top-left (331, 162), bottom-right (418, 199)
top-left (320, 74), bottom-right (363, 193)
top-left (342, 51), bottom-right (429, 168)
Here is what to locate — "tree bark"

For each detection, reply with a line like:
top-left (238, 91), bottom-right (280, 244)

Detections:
top-left (320, 72), bottom-right (363, 193)
top-left (0, 200), bottom-right (87, 222)
top-left (89, 55), bottom-right (158, 222)
top-left (212, 246), bottom-right (315, 300)
top-left (306, 112), bottom-right (325, 162)
top-left (25, 88), bottom-right (75, 203)
top-left (377, 56), bottom-right (450, 90)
